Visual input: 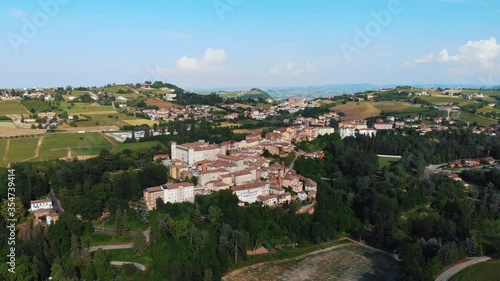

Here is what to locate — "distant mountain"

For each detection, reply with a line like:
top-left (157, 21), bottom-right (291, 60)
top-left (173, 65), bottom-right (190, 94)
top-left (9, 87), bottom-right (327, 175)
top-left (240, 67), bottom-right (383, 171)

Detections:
top-left (202, 88), bottom-right (272, 100)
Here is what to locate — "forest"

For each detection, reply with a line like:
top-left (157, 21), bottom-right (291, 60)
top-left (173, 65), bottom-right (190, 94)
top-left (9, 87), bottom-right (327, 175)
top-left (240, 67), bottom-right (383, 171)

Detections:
top-left (0, 128), bottom-right (499, 280)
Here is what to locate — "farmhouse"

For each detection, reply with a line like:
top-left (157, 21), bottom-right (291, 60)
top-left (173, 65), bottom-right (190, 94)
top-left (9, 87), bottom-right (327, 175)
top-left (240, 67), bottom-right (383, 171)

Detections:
top-left (30, 198), bottom-right (53, 212)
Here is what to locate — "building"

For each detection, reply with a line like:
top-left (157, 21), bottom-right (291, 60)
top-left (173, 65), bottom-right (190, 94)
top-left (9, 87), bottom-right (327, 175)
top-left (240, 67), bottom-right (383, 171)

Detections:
top-left (231, 182), bottom-right (270, 203)
top-left (30, 198), bottom-right (53, 212)
top-left (373, 123), bottom-right (393, 130)
top-left (143, 182), bottom-right (195, 210)
top-left (46, 212), bottom-right (59, 225)
top-left (357, 128), bottom-right (377, 137)
top-left (171, 141), bottom-right (225, 166)
top-left (339, 127), bottom-right (357, 139)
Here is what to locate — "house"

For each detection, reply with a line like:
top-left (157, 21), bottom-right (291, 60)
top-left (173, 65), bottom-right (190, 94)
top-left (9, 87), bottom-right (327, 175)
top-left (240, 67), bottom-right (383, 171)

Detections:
top-left (153, 154), bottom-right (170, 161)
top-left (46, 212), bottom-right (59, 225)
top-left (30, 198), bottom-right (52, 212)
top-left (448, 160), bottom-right (462, 169)
top-left (481, 157), bottom-right (496, 165)
top-left (171, 141), bottom-right (226, 166)
top-left (463, 159), bottom-right (480, 167)
top-left (373, 123), bottom-right (393, 130)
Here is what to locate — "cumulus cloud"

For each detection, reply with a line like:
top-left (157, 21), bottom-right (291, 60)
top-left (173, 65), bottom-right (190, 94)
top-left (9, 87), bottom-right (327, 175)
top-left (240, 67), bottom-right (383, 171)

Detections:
top-left (270, 62), bottom-right (313, 76)
top-left (176, 48), bottom-right (227, 72)
top-left (404, 37), bottom-right (500, 71)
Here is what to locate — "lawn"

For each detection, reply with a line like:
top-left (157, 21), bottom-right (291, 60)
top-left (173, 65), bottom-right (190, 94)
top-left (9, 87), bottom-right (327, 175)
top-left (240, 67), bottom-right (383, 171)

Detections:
top-left (378, 156), bottom-right (399, 168)
top-left (0, 139), bottom-right (8, 165)
top-left (60, 102), bottom-right (116, 114)
top-left (450, 259), bottom-right (500, 281)
top-left (224, 243), bottom-right (399, 281)
top-left (107, 248), bottom-right (152, 266)
top-left (112, 141), bottom-right (163, 154)
top-left (81, 232), bottom-right (132, 247)
top-left (333, 102), bottom-right (381, 120)
top-left (0, 100), bottom-right (29, 114)
top-left (40, 132), bottom-right (115, 150)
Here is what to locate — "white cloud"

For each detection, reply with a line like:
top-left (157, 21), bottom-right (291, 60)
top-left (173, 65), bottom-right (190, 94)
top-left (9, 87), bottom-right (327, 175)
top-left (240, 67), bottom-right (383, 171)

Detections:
top-left (415, 53), bottom-right (434, 64)
top-left (9, 8), bottom-right (28, 18)
top-left (405, 37), bottom-right (500, 72)
top-left (270, 62), bottom-right (313, 76)
top-left (145, 48), bottom-right (227, 80)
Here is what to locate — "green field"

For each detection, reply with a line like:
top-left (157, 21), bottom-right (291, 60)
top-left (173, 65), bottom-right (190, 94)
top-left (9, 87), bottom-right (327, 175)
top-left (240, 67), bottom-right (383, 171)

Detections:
top-left (0, 100), bottom-right (29, 114)
top-left (450, 259), bottom-right (500, 281)
top-left (418, 95), bottom-right (463, 104)
top-left (224, 243), bottom-right (399, 281)
top-left (456, 111), bottom-right (497, 127)
top-left (378, 156), bottom-right (400, 168)
top-left (107, 248), bottom-right (152, 266)
top-left (0, 139), bottom-right (8, 165)
top-left (82, 232), bottom-right (132, 247)
top-left (5, 137), bottom-right (39, 163)
top-left (60, 102), bottom-right (116, 114)
top-left (74, 113), bottom-right (137, 127)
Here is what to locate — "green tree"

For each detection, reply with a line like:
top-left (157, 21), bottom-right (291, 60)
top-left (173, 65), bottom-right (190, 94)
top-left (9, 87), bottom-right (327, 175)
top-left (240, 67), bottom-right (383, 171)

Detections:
top-left (132, 232), bottom-right (148, 256)
top-left (94, 249), bottom-right (114, 281)
top-left (219, 223), bottom-right (248, 264)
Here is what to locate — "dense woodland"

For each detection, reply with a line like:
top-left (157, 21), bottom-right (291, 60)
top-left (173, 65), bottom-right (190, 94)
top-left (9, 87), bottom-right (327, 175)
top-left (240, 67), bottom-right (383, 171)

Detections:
top-left (0, 128), bottom-right (499, 280)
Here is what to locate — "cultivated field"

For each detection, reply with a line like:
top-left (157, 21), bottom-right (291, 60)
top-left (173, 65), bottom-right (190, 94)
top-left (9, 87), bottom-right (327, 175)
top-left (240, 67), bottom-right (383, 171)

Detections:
top-left (223, 243), bottom-right (399, 281)
top-left (0, 132), bottom-right (163, 166)
top-left (456, 111), bottom-right (497, 127)
top-left (450, 259), bottom-right (500, 281)
top-left (123, 119), bottom-right (159, 127)
top-left (373, 101), bottom-right (415, 112)
top-left (0, 121), bottom-right (16, 129)
top-left (145, 98), bottom-right (182, 109)
top-left (60, 102), bottom-right (117, 114)
top-left (0, 100), bottom-right (29, 114)
top-left (333, 102), bottom-right (381, 120)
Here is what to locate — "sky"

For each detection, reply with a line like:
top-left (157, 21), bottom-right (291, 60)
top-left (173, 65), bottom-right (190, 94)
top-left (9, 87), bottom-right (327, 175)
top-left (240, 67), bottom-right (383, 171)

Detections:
top-left (1, 0), bottom-right (500, 89)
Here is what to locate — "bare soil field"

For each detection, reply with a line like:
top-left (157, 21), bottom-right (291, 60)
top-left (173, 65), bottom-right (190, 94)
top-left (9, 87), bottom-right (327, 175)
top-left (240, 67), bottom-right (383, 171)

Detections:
top-left (223, 243), bottom-right (399, 281)
top-left (145, 99), bottom-right (182, 109)
top-left (0, 129), bottom-right (46, 137)
top-left (333, 102), bottom-right (381, 120)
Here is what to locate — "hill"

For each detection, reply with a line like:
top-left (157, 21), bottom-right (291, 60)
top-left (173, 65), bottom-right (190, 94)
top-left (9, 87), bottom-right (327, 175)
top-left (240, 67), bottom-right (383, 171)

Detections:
top-left (217, 88), bottom-right (272, 100)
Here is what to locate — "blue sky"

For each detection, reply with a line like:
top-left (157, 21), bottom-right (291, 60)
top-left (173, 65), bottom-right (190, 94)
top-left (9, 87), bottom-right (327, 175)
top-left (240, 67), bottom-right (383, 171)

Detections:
top-left (1, 0), bottom-right (500, 89)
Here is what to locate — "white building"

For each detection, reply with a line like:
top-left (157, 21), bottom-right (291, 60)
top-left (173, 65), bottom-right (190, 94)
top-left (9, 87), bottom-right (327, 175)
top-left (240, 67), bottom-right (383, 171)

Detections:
top-left (357, 128), bottom-right (377, 137)
top-left (143, 182), bottom-right (195, 210)
top-left (30, 198), bottom-right (52, 211)
top-left (171, 141), bottom-right (225, 166)
top-left (231, 182), bottom-right (270, 203)
top-left (339, 127), bottom-right (356, 139)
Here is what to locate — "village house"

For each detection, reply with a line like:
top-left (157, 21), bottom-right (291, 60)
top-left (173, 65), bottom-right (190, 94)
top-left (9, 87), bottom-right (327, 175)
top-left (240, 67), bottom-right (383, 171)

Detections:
top-left (171, 140), bottom-right (226, 166)
top-left (463, 159), bottom-right (480, 167)
top-left (30, 198), bottom-right (53, 212)
top-left (481, 157), bottom-right (496, 165)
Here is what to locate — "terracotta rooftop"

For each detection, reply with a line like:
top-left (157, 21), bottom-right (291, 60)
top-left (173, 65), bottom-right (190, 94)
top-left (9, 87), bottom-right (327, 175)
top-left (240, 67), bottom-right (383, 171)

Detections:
top-left (30, 198), bottom-right (52, 204)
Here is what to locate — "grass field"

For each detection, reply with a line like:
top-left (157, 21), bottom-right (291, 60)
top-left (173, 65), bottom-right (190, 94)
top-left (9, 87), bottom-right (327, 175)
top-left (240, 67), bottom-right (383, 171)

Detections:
top-left (0, 121), bottom-right (16, 129)
top-left (82, 232), bottom-right (132, 247)
top-left (60, 102), bottom-right (116, 114)
top-left (224, 243), bottom-right (399, 281)
top-left (123, 119), bottom-right (159, 127)
top-left (450, 259), bottom-right (500, 281)
top-left (418, 95), bottom-right (462, 104)
top-left (73, 113), bottom-right (136, 127)
top-left (0, 132), bottom-right (162, 166)
top-left (145, 99), bottom-right (181, 109)
top-left (0, 100), bottom-right (29, 114)
top-left (378, 156), bottom-right (399, 168)
top-left (373, 101), bottom-right (415, 112)
top-left (4, 137), bottom-right (39, 163)
top-left (333, 102), bottom-right (381, 120)
top-left (107, 248), bottom-right (152, 266)
top-left (456, 111), bottom-right (497, 127)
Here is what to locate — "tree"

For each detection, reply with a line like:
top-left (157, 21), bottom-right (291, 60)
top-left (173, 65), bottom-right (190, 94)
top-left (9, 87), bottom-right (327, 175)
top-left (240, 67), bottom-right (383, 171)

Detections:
top-left (464, 237), bottom-right (479, 256)
top-left (135, 199), bottom-right (149, 224)
top-left (116, 209), bottom-right (130, 238)
top-left (132, 232), bottom-right (148, 256)
top-left (438, 241), bottom-right (460, 265)
top-left (219, 223), bottom-right (248, 264)
top-left (1, 197), bottom-right (26, 222)
top-left (94, 249), bottom-right (114, 281)
top-left (50, 258), bottom-right (66, 281)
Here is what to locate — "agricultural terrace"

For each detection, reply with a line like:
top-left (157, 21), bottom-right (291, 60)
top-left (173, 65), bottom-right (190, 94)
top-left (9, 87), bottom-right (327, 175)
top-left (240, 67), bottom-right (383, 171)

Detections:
top-left (0, 100), bottom-right (29, 114)
top-left (223, 242), bottom-right (399, 281)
